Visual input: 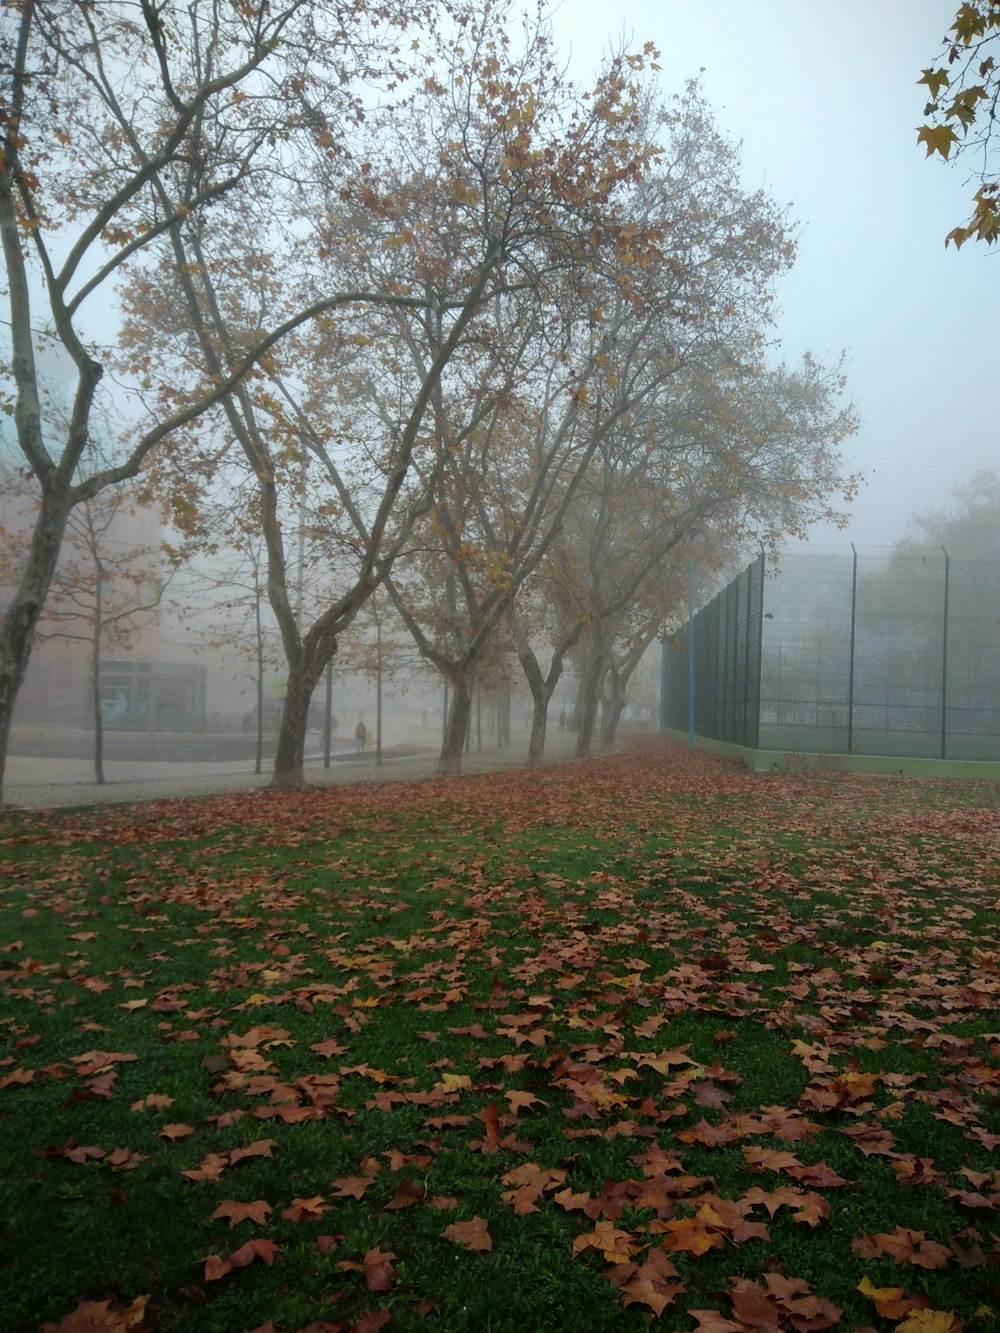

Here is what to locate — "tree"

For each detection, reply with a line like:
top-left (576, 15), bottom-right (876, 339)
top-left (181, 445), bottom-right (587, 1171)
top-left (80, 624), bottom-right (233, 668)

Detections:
top-left (118, 1), bottom-right (661, 786)
top-left (917, 2), bottom-right (1000, 245)
top-left (903, 468), bottom-right (1000, 550)
top-left (352, 24), bottom-right (664, 776)
top-left (337, 589), bottom-right (419, 765)
top-left (41, 488), bottom-right (170, 785)
top-left (174, 494), bottom-right (284, 777)
top-left (490, 81), bottom-right (861, 762)
top-left (0, 0), bottom-right (428, 801)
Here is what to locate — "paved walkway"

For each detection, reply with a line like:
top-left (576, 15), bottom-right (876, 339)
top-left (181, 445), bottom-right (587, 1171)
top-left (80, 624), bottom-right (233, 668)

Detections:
top-left (2, 727), bottom-right (592, 811)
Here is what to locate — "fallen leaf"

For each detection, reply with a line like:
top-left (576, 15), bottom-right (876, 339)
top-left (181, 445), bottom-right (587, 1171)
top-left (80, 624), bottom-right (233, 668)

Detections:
top-left (441, 1215), bottom-right (493, 1251)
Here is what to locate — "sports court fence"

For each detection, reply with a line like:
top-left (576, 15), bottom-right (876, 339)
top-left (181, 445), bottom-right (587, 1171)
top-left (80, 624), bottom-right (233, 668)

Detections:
top-left (661, 547), bottom-right (1000, 761)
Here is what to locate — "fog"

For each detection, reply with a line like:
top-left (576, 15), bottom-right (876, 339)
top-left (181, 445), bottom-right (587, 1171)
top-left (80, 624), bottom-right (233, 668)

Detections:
top-left (550, 0), bottom-right (997, 547)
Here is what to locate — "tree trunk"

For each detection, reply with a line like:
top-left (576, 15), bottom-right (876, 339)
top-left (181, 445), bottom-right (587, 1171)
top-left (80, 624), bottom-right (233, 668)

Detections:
top-left (439, 672), bottom-right (472, 776)
top-left (517, 644), bottom-right (553, 766)
top-left (600, 692), bottom-right (627, 751)
top-left (575, 652), bottom-right (606, 758)
top-left (0, 496), bottom-right (71, 802)
top-left (271, 660), bottom-right (322, 788)
top-left (508, 610), bottom-right (581, 767)
top-left (528, 696), bottom-right (549, 764)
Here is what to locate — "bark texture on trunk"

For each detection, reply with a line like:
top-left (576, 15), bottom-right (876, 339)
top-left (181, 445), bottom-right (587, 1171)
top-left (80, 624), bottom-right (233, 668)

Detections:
top-left (600, 696), bottom-right (626, 751)
top-left (438, 674), bottom-right (472, 776)
top-left (271, 662), bottom-right (321, 788)
top-left (527, 699), bottom-right (548, 765)
top-left (0, 497), bottom-right (71, 801)
top-left (574, 652), bottom-right (605, 759)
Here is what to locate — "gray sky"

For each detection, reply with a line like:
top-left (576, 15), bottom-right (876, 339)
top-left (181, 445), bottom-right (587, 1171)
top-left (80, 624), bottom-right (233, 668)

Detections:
top-left (549, 0), bottom-right (996, 548)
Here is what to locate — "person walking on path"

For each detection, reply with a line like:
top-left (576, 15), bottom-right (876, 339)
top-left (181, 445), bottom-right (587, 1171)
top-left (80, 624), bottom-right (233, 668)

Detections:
top-left (354, 720), bottom-right (367, 754)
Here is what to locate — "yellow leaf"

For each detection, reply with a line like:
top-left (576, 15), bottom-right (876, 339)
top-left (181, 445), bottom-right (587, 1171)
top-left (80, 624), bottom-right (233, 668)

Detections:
top-left (917, 68), bottom-right (950, 100)
top-left (857, 1275), bottom-right (904, 1301)
top-left (439, 1073), bottom-right (474, 1092)
top-left (895, 1311), bottom-right (961, 1333)
top-left (916, 124), bottom-right (959, 159)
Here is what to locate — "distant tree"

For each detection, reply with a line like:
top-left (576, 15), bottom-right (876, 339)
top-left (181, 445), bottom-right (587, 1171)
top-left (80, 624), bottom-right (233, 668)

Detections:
top-left (124, 3), bottom-right (660, 787)
top-left (337, 590), bottom-right (418, 765)
top-left (903, 468), bottom-right (1000, 551)
top-left (917, 2), bottom-right (1000, 245)
top-left (40, 486), bottom-right (169, 784)
top-left (182, 529), bottom-right (282, 777)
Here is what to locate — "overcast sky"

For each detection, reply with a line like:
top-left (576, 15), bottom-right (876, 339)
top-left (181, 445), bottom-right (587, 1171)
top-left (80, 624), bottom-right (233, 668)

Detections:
top-left (548, 0), bottom-right (996, 549)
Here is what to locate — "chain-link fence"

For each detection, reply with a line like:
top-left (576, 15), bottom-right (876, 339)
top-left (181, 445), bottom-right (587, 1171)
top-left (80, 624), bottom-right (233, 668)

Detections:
top-left (662, 547), bottom-right (1000, 761)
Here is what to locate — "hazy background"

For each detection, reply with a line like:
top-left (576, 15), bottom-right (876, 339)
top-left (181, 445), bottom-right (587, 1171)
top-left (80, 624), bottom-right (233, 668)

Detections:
top-left (549, 0), bottom-right (996, 548)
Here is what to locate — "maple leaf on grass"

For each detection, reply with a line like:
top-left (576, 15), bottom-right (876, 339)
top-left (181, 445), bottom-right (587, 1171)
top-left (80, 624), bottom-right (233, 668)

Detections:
top-left (281, 1194), bottom-right (329, 1222)
top-left (226, 1138), bottom-right (276, 1166)
top-left (203, 1238), bottom-right (281, 1281)
top-left (688, 1312), bottom-right (745, 1333)
top-left (340, 1245), bottom-right (398, 1292)
top-left (331, 1174), bottom-right (376, 1200)
top-left (661, 1204), bottom-right (729, 1256)
top-left (441, 1215), bottom-right (493, 1251)
top-left (895, 1313), bottom-right (963, 1333)
top-left (210, 1198), bottom-right (272, 1228)
top-left (42, 1295), bottom-right (150, 1332)
top-left (229, 1237), bottom-right (282, 1269)
top-left (202, 1254), bottom-right (231, 1282)
top-left (853, 1226), bottom-right (951, 1269)
top-left (158, 1123), bottom-right (194, 1141)
top-left (609, 1248), bottom-right (685, 1318)
top-left (572, 1219), bottom-right (636, 1263)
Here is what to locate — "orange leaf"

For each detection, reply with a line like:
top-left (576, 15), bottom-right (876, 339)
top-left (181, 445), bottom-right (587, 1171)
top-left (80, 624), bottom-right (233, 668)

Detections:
top-left (42, 1294), bottom-right (150, 1331)
top-left (158, 1123), bottom-right (194, 1141)
top-left (227, 1238), bottom-right (281, 1269)
top-left (227, 1138), bottom-right (276, 1166)
top-left (572, 1219), bottom-right (635, 1262)
top-left (363, 1245), bottom-right (398, 1292)
top-left (210, 1199), bottom-right (272, 1228)
top-left (281, 1195), bottom-right (328, 1222)
top-left (441, 1215), bottom-right (493, 1251)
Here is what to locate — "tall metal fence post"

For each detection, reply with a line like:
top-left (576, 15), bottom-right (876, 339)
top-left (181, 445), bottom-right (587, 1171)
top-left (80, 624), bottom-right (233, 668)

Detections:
top-left (847, 545), bottom-right (858, 754)
top-left (743, 566), bottom-right (753, 744)
top-left (754, 551), bottom-right (765, 749)
top-left (687, 554), bottom-right (696, 750)
top-left (941, 546), bottom-right (950, 760)
top-left (659, 640), bottom-right (668, 733)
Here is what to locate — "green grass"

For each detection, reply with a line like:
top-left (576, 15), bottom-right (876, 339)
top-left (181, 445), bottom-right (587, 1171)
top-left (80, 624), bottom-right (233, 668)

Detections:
top-left (1, 740), bottom-right (999, 1331)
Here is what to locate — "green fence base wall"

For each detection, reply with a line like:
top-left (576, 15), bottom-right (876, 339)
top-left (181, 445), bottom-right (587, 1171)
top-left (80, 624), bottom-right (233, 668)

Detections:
top-left (659, 728), bottom-right (1000, 780)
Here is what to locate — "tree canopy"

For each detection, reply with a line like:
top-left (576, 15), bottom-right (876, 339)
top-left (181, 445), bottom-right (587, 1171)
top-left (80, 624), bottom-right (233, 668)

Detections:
top-left (918, 1), bottom-right (1000, 245)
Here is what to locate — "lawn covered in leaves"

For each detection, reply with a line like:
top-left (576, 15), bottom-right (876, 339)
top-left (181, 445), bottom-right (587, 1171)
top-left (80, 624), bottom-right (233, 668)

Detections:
top-left (2, 737), bottom-right (999, 1333)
